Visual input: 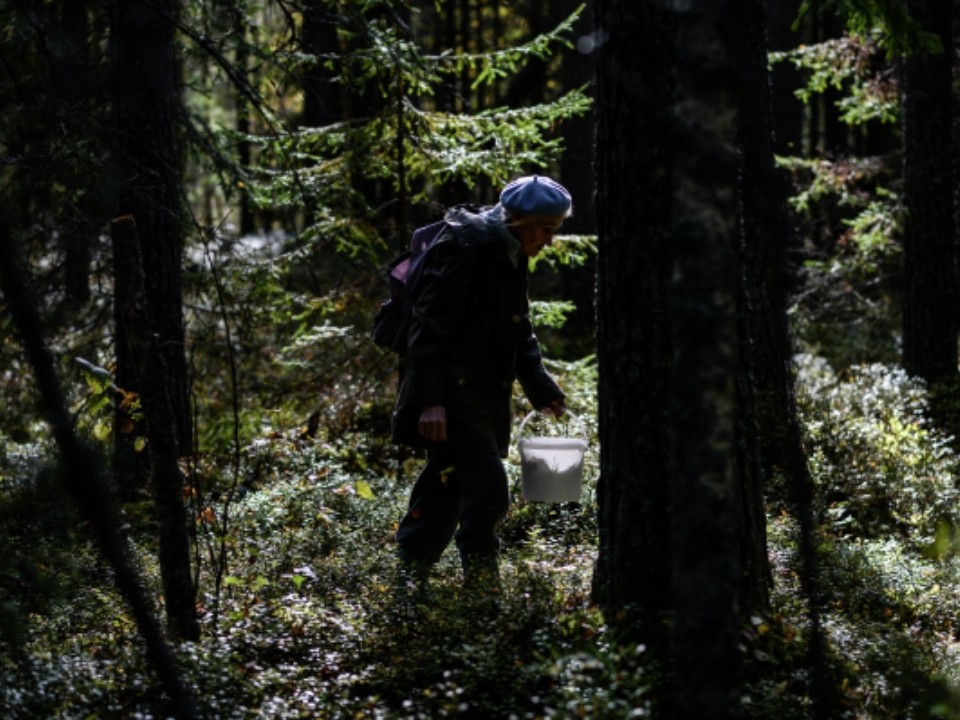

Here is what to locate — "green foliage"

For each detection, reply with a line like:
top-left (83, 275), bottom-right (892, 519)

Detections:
top-left (399, 91), bottom-right (592, 185)
top-left (757, 512), bottom-right (960, 720)
top-left (527, 233), bottom-right (597, 333)
top-left (775, 156), bottom-right (883, 215)
top-left (432, 5), bottom-right (585, 92)
top-left (0, 336), bottom-right (609, 718)
top-left (70, 357), bottom-right (145, 449)
top-left (795, 354), bottom-right (960, 541)
top-left (9, 347), bottom-right (960, 717)
top-left (529, 233), bottom-right (597, 272)
top-left (769, 13), bottom-right (906, 306)
top-left (778, 156), bottom-right (901, 289)
top-left (837, 192), bottom-right (900, 274)
top-left (529, 299), bottom-right (576, 330)
top-left (769, 34), bottom-right (898, 125)
top-left (240, 85), bottom-right (592, 256)
top-left (183, 0), bottom-right (591, 266)
top-left (796, 0), bottom-right (942, 58)
top-left (770, 11), bottom-right (909, 378)
top-left (742, 354), bottom-right (960, 718)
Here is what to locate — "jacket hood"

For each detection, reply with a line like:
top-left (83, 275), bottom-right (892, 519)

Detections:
top-left (444, 203), bottom-right (521, 267)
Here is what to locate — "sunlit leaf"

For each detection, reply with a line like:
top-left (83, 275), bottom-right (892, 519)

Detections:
top-left (93, 419), bottom-right (111, 441)
top-left (355, 480), bottom-right (375, 500)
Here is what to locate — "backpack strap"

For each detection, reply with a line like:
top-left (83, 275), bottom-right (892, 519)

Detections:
top-left (410, 219), bottom-right (448, 254)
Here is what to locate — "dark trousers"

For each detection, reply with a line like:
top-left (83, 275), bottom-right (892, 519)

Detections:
top-left (395, 451), bottom-right (509, 575)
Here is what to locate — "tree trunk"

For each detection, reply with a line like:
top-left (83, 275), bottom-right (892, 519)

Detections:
top-left (765, 0), bottom-right (804, 155)
top-left (112, 215), bottom-right (199, 642)
top-left (231, 3), bottom-right (255, 236)
top-left (57, 0), bottom-right (96, 310)
top-left (302, 0), bottom-right (343, 128)
top-left (736, 0), bottom-right (802, 614)
top-left (810, 10), bottom-right (849, 157)
top-left (110, 0), bottom-right (192, 501)
top-left (593, 0), bottom-right (811, 713)
top-left (557, 0), bottom-right (598, 355)
top-left (592, 0), bottom-right (676, 639)
top-left (902, 0), bottom-right (957, 387)
top-left (666, 7), bottom-right (743, 717)
top-left (740, 2), bottom-right (830, 711)
top-left (0, 222), bottom-right (197, 715)
top-left (955, 0), bottom-right (960, 299)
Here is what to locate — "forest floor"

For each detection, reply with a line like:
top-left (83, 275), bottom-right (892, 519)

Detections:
top-left (3, 353), bottom-right (960, 718)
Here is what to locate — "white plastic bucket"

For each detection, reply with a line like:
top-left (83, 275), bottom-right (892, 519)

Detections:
top-left (517, 411), bottom-right (588, 503)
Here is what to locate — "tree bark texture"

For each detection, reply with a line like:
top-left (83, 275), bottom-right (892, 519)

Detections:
top-left (302, 0), bottom-right (343, 129)
top-left (593, 0), bottom-right (804, 714)
top-left (765, 0), bottom-right (804, 155)
top-left (735, 0), bottom-right (799, 614)
top-left (955, 0), bottom-right (960, 295)
top-left (110, 0), bottom-right (192, 495)
top-left (739, 3), bottom-right (832, 706)
top-left (57, 0), bottom-right (97, 310)
top-left (665, 5), bottom-right (743, 718)
top-left (592, 0), bottom-right (676, 635)
top-left (901, 0), bottom-right (957, 385)
top-left (111, 215), bottom-right (199, 642)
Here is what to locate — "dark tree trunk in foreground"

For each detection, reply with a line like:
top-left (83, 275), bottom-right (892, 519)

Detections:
top-left (592, 0), bottom-right (675, 638)
top-left (112, 216), bottom-right (199, 642)
top-left (0, 224), bottom-right (196, 717)
top-left (110, 0), bottom-right (192, 498)
top-left (736, 0), bottom-right (792, 614)
top-left (902, 0), bottom-right (957, 388)
top-left (110, 0), bottom-right (198, 642)
top-left (593, 0), bottom-right (811, 715)
top-left (666, 8), bottom-right (742, 718)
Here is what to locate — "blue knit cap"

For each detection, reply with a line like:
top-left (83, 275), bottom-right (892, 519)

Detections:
top-left (499, 175), bottom-right (572, 217)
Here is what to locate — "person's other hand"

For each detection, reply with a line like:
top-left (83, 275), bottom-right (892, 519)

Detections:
top-left (418, 405), bottom-right (447, 442)
top-left (540, 398), bottom-right (566, 418)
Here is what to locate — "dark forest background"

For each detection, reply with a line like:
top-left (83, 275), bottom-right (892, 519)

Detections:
top-left (1, 0), bottom-right (959, 718)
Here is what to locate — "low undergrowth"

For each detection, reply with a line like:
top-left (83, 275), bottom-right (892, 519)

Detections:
top-left (744, 356), bottom-right (960, 719)
top-left (3, 353), bottom-right (960, 717)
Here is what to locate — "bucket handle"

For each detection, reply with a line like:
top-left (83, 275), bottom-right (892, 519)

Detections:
top-left (517, 409), bottom-right (587, 442)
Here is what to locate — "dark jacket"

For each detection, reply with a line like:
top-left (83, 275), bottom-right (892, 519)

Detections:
top-left (391, 205), bottom-right (563, 457)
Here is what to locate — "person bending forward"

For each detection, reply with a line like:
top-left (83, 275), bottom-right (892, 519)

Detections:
top-left (391, 175), bottom-right (571, 594)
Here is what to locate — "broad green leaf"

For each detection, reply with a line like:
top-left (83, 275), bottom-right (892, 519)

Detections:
top-left (355, 480), bottom-right (375, 500)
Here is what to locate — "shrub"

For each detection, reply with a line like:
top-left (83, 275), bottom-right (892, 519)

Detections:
top-left (794, 354), bottom-right (960, 543)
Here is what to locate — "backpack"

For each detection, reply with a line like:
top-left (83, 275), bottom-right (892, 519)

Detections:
top-left (372, 219), bottom-right (449, 354)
